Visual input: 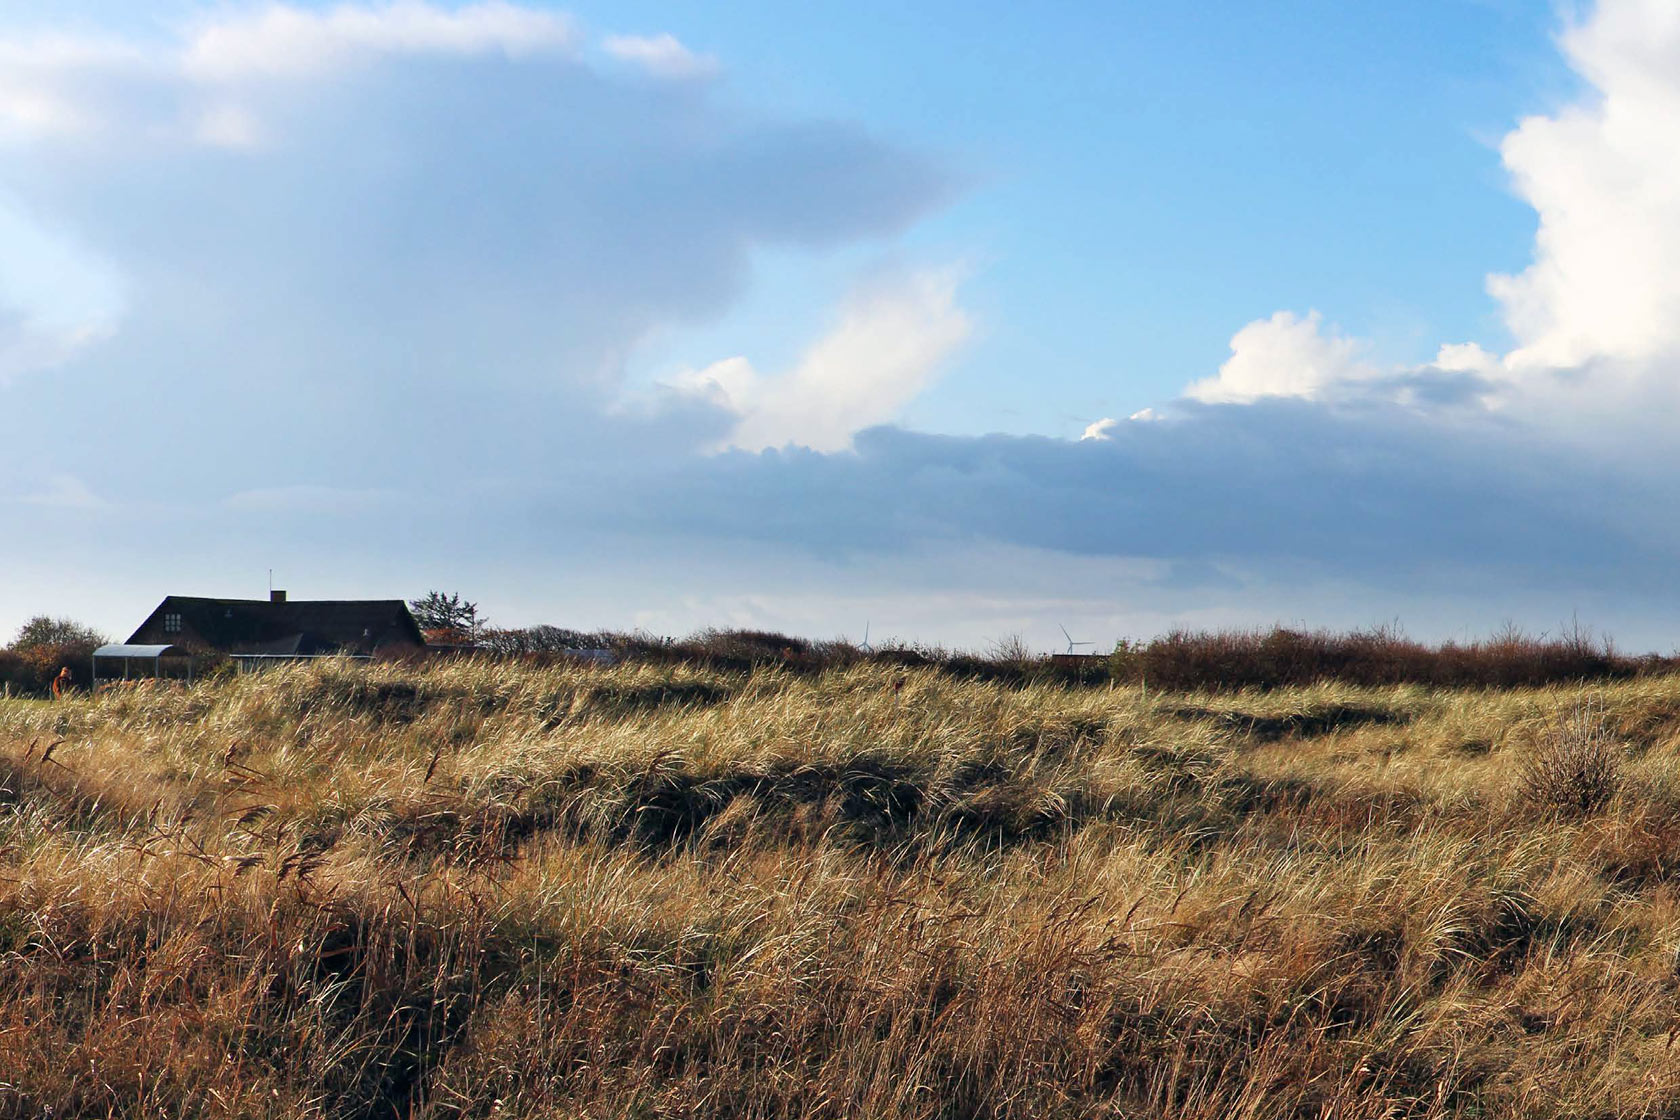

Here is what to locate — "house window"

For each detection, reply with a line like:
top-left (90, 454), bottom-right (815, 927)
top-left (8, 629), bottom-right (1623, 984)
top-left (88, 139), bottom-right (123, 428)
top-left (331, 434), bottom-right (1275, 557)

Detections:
top-left (163, 613), bottom-right (182, 633)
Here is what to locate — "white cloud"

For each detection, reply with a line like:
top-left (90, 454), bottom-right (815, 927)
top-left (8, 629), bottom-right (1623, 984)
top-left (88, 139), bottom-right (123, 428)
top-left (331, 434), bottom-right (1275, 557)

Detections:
top-left (1157, 314), bottom-right (1500, 424)
top-left (667, 266), bottom-right (971, 452)
top-left (1166, 1), bottom-right (1680, 419)
top-left (1183, 310), bottom-right (1374, 404)
top-left (0, 4), bottom-right (578, 146)
top-left (182, 1), bottom-right (577, 81)
top-left (1080, 411), bottom-right (1157, 439)
top-left (602, 32), bottom-right (718, 80)
top-left (1431, 341), bottom-right (1501, 378)
top-left (1490, 0), bottom-right (1680, 373)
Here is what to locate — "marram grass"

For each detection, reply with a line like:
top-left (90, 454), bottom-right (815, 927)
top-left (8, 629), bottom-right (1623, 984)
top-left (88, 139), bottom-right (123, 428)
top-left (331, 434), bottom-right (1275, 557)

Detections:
top-left (4, 658), bottom-right (1680, 1117)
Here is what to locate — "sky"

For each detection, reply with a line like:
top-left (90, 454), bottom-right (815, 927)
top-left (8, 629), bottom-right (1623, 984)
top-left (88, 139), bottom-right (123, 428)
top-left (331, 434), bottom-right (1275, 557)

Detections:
top-left (4, 0), bottom-right (1680, 652)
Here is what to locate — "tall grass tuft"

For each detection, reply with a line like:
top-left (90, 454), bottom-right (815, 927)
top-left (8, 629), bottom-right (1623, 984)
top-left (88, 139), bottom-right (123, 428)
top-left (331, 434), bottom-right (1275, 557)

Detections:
top-left (1518, 703), bottom-right (1623, 815)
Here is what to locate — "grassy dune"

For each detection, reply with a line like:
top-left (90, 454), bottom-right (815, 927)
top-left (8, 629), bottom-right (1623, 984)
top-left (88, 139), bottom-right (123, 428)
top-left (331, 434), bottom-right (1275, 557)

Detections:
top-left (4, 659), bottom-right (1680, 1117)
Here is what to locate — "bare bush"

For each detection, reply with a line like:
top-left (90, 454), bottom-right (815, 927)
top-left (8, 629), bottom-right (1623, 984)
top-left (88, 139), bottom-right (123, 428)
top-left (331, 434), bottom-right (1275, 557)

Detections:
top-left (1129, 624), bottom-right (1649, 692)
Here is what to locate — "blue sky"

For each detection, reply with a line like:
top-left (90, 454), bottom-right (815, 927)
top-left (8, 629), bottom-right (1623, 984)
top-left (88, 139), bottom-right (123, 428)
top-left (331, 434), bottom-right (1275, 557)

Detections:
top-left (606, 0), bottom-right (1569, 433)
top-left (5, 0), bottom-right (1680, 652)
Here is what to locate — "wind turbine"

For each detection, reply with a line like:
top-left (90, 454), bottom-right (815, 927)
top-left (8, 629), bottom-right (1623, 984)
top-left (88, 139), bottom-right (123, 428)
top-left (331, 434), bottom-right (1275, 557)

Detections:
top-left (1060, 624), bottom-right (1095, 656)
top-left (860, 621), bottom-right (873, 654)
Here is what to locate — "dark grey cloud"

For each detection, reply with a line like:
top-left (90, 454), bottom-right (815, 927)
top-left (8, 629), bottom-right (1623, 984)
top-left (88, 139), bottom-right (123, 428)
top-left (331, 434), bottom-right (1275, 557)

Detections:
top-left (582, 399), bottom-right (1678, 596)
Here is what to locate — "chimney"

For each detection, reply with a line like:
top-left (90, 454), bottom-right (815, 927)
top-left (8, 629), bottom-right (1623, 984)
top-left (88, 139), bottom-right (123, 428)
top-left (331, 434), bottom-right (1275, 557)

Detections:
top-left (270, 589), bottom-right (287, 603)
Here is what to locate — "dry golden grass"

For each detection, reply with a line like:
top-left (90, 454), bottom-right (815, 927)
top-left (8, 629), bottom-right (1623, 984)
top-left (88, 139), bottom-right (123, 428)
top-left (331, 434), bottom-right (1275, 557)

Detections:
top-left (6, 659), bottom-right (1680, 1117)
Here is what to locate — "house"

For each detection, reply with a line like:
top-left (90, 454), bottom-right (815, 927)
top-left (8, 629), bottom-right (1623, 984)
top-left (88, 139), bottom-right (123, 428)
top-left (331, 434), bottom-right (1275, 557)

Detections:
top-left (126, 591), bottom-right (426, 666)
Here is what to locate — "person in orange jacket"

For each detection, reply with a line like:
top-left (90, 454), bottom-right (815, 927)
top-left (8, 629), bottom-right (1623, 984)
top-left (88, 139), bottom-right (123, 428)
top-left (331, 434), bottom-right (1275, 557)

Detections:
top-left (51, 666), bottom-right (74, 699)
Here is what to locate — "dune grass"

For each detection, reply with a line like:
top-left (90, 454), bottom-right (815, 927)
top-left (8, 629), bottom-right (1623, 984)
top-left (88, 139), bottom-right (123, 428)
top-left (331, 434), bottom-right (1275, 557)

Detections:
top-left (5, 658), bottom-right (1680, 1117)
